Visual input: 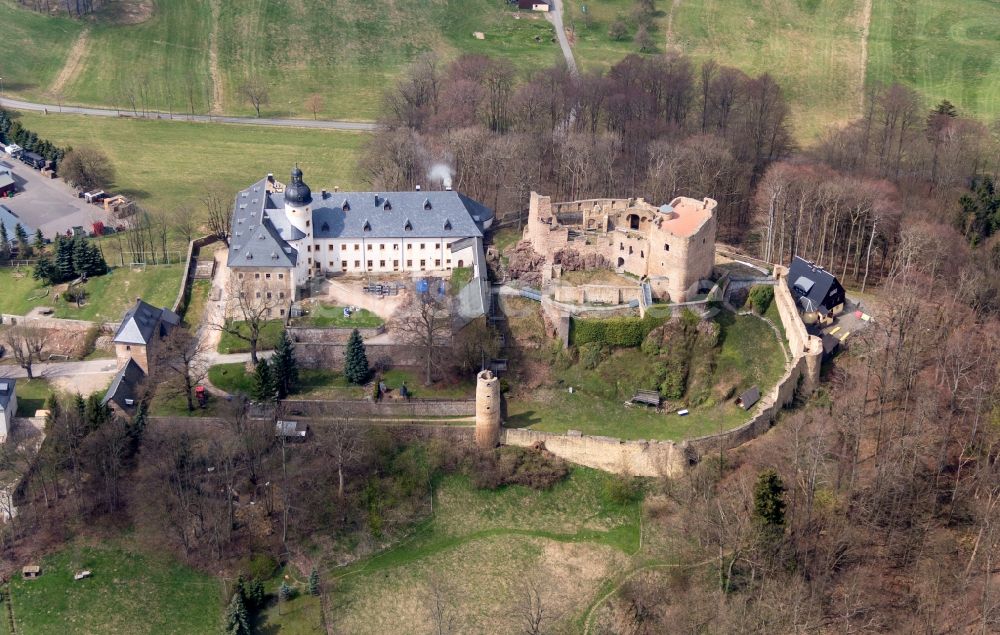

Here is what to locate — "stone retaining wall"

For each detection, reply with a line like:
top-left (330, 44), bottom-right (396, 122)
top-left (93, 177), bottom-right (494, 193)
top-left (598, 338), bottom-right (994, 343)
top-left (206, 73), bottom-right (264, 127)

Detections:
top-left (287, 325), bottom-right (385, 345)
top-left (253, 399), bottom-right (475, 419)
top-left (172, 235), bottom-right (219, 316)
top-left (1, 314), bottom-right (116, 332)
top-left (501, 428), bottom-right (688, 477)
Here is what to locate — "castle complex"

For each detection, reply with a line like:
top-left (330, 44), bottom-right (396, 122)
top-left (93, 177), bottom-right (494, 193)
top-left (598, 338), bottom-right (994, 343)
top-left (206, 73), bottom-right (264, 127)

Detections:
top-left (226, 167), bottom-right (494, 309)
top-left (524, 192), bottom-right (718, 302)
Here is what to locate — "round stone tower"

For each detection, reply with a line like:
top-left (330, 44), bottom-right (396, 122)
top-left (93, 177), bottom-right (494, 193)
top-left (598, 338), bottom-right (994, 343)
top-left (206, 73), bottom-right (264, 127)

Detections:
top-left (475, 370), bottom-right (501, 450)
top-left (283, 166), bottom-right (312, 237)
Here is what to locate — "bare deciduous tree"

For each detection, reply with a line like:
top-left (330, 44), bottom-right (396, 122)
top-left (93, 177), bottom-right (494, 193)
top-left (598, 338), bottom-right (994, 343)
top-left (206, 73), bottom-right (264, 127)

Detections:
top-left (155, 328), bottom-right (209, 412)
top-left (3, 325), bottom-right (46, 379)
top-left (239, 76), bottom-right (270, 117)
top-left (203, 187), bottom-right (232, 245)
top-left (304, 93), bottom-right (324, 120)
top-left (216, 275), bottom-right (284, 365)
top-left (392, 294), bottom-right (452, 384)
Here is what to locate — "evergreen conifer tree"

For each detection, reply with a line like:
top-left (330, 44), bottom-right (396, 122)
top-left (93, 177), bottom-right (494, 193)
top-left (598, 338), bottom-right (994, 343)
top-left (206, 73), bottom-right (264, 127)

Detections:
top-left (55, 236), bottom-right (74, 282)
top-left (33, 228), bottom-right (44, 250)
top-left (72, 237), bottom-right (89, 277)
top-left (753, 469), bottom-right (787, 539)
top-left (33, 255), bottom-right (55, 283)
top-left (0, 222), bottom-right (8, 247)
top-left (251, 359), bottom-right (277, 402)
top-left (308, 568), bottom-right (320, 596)
top-left (278, 582), bottom-right (293, 602)
top-left (87, 242), bottom-right (108, 276)
top-left (344, 329), bottom-right (370, 385)
top-left (13, 222), bottom-right (26, 244)
top-left (271, 330), bottom-right (299, 399)
top-left (224, 592), bottom-right (251, 635)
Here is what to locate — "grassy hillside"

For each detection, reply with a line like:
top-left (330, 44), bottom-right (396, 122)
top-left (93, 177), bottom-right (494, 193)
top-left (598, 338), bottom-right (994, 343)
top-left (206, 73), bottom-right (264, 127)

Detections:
top-left (0, 2), bottom-right (82, 97)
top-left (12, 111), bottom-right (365, 213)
top-left (866, 0), bottom-right (1000, 119)
top-left (217, 0), bottom-right (560, 120)
top-left (668, 0), bottom-right (868, 140)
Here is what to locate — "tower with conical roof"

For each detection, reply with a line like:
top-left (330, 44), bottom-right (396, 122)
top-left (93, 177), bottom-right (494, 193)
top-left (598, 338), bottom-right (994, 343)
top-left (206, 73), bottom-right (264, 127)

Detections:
top-left (284, 166), bottom-right (312, 237)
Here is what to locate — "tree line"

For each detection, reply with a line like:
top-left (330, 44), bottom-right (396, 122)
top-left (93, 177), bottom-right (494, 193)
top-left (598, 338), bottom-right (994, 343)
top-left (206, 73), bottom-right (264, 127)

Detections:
top-left (0, 109), bottom-right (67, 167)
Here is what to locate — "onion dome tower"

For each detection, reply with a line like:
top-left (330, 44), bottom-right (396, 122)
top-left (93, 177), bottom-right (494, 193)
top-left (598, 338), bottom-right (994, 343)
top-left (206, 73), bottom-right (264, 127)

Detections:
top-left (284, 166), bottom-right (313, 237)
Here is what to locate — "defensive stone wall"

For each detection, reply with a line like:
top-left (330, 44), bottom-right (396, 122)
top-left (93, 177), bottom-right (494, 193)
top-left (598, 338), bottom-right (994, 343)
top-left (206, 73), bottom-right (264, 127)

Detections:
top-left (1, 314), bottom-right (116, 332)
top-left (252, 399), bottom-right (475, 419)
top-left (552, 284), bottom-right (642, 305)
top-left (501, 428), bottom-right (688, 477)
top-left (172, 235), bottom-right (219, 315)
top-left (287, 325), bottom-right (385, 345)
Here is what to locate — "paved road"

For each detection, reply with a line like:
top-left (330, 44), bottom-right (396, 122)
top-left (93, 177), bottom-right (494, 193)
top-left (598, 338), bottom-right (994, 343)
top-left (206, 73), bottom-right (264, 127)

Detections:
top-left (546, 0), bottom-right (579, 76)
top-left (0, 357), bottom-right (119, 379)
top-left (0, 97), bottom-right (379, 132)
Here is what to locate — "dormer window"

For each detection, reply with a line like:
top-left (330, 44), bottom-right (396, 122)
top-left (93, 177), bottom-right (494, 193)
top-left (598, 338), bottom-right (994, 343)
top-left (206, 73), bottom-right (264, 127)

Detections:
top-left (363, 219), bottom-right (372, 232)
top-left (321, 222), bottom-right (330, 232)
top-left (404, 219), bottom-right (413, 232)
top-left (424, 199), bottom-right (432, 210)
top-left (342, 200), bottom-right (350, 211)
top-left (383, 200), bottom-right (392, 211)
top-left (443, 219), bottom-right (452, 231)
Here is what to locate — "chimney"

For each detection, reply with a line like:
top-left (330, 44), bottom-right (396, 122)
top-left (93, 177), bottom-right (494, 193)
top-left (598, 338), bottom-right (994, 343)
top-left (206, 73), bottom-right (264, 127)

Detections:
top-left (415, 184), bottom-right (421, 191)
top-left (334, 186), bottom-right (340, 193)
top-left (445, 185), bottom-right (453, 191)
top-left (267, 173), bottom-right (274, 182)
top-left (321, 188), bottom-right (327, 199)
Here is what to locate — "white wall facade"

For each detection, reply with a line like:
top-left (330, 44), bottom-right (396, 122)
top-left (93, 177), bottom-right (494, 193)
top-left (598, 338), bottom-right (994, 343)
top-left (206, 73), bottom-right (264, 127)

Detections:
top-left (295, 236), bottom-right (475, 276)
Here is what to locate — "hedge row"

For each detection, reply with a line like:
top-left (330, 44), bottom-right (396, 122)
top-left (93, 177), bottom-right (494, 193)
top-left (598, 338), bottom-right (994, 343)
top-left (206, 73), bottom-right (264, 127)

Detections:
top-left (570, 314), bottom-right (666, 348)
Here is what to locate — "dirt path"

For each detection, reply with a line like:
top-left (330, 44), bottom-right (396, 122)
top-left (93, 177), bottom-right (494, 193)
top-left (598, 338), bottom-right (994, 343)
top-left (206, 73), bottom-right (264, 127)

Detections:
top-left (857, 0), bottom-right (873, 114)
top-left (665, 0), bottom-right (682, 50)
top-left (208, 0), bottom-right (224, 114)
top-left (48, 29), bottom-right (90, 98)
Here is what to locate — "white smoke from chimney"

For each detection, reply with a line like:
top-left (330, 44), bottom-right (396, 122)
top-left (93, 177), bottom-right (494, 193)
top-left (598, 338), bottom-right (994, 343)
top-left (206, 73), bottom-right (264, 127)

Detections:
top-left (427, 163), bottom-right (453, 190)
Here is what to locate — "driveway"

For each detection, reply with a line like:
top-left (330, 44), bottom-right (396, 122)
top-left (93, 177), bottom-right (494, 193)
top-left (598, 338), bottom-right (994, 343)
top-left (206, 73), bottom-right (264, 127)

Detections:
top-left (545, 0), bottom-right (579, 76)
top-left (0, 157), bottom-right (111, 239)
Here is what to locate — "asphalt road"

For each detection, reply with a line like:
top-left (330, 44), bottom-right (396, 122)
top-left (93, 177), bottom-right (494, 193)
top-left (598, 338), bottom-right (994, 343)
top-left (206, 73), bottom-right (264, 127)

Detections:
top-left (0, 96), bottom-right (379, 131)
top-left (546, 0), bottom-right (579, 76)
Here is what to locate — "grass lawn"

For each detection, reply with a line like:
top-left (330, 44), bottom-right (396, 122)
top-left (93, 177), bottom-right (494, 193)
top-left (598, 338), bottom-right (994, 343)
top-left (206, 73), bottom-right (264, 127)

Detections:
top-left (669, 0), bottom-right (868, 140)
top-left (13, 378), bottom-right (53, 417)
top-left (10, 111), bottom-right (366, 215)
top-left (0, 264), bottom-right (183, 322)
top-left (380, 368), bottom-right (474, 400)
top-left (254, 567), bottom-right (324, 635)
top-left (866, 0), bottom-right (1000, 120)
top-left (449, 266), bottom-right (474, 295)
top-left (0, 2), bottom-right (82, 100)
top-left (8, 544), bottom-right (222, 635)
top-left (511, 310), bottom-right (786, 440)
top-left (181, 279), bottom-right (211, 326)
top-left (216, 320), bottom-right (284, 354)
top-left (293, 304), bottom-right (383, 329)
top-left (563, 0), bottom-right (667, 70)
top-left (149, 390), bottom-right (221, 418)
top-left (328, 468), bottom-right (639, 633)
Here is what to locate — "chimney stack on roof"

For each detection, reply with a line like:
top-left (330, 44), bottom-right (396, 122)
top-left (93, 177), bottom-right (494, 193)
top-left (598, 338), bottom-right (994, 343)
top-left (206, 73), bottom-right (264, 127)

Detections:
top-left (415, 184), bottom-right (421, 191)
top-left (334, 186), bottom-right (340, 193)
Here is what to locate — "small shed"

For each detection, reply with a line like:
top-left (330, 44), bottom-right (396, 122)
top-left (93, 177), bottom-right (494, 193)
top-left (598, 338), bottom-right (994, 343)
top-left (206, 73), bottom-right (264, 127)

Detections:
top-left (736, 386), bottom-right (761, 410)
top-left (275, 420), bottom-right (309, 440)
top-left (19, 151), bottom-right (45, 170)
top-left (0, 169), bottom-right (15, 197)
top-left (22, 565), bottom-right (41, 580)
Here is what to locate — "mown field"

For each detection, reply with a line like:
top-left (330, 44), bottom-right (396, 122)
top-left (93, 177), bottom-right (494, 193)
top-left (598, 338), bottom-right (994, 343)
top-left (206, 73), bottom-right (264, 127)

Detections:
top-left (0, 2), bottom-right (82, 98)
top-left (11, 111), bottom-right (365, 214)
top-left (0, 264), bottom-right (183, 322)
top-left (7, 544), bottom-right (222, 634)
top-left (866, 0), bottom-right (1000, 120)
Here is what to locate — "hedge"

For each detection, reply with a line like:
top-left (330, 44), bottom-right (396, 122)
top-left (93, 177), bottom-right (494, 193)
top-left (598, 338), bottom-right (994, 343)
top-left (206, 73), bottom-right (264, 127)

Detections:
top-left (570, 314), bottom-right (666, 348)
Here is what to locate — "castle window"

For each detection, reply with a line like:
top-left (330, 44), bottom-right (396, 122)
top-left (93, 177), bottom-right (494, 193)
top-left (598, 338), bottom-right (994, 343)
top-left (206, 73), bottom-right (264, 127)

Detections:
top-left (435, 259), bottom-right (441, 267)
top-left (407, 244), bottom-right (413, 250)
top-left (280, 309), bottom-right (285, 316)
top-left (279, 292), bottom-right (285, 299)
top-left (435, 243), bottom-right (440, 249)
top-left (354, 244), bottom-right (359, 250)
top-left (307, 245), bottom-right (312, 252)
top-left (367, 244), bottom-right (372, 251)
top-left (306, 220), bottom-right (310, 228)
top-left (394, 260), bottom-right (399, 268)
top-left (380, 260), bottom-right (386, 267)
top-left (620, 243), bottom-right (624, 251)
top-left (628, 246), bottom-right (633, 254)
top-left (266, 292), bottom-right (272, 299)
top-left (238, 273), bottom-right (244, 279)
top-left (379, 243), bottom-right (385, 250)
top-left (256, 292), bottom-right (261, 298)
top-left (354, 260), bottom-right (360, 268)
top-left (393, 244), bottom-right (399, 250)
top-left (407, 260), bottom-right (412, 267)
top-left (328, 244), bottom-right (334, 251)
top-left (342, 260), bottom-right (347, 269)
top-left (367, 260), bottom-right (373, 268)
top-left (664, 243), bottom-right (670, 251)
top-left (278, 273), bottom-right (284, 279)
top-left (126, 345), bottom-right (131, 351)
top-left (420, 243), bottom-right (425, 249)
top-left (640, 250), bottom-right (644, 258)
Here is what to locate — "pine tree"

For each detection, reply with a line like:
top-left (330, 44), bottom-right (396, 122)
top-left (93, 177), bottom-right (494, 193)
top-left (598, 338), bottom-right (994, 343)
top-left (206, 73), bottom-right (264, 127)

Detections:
top-left (753, 469), bottom-right (786, 531)
top-left (308, 568), bottom-right (320, 596)
top-left (224, 592), bottom-right (250, 635)
top-left (33, 255), bottom-right (56, 283)
top-left (251, 359), bottom-right (277, 402)
top-left (86, 242), bottom-right (108, 276)
top-left (33, 228), bottom-right (44, 250)
top-left (278, 581), bottom-right (293, 602)
top-left (271, 330), bottom-right (299, 399)
top-left (13, 222), bottom-right (27, 245)
top-left (344, 329), bottom-right (370, 385)
top-left (55, 235), bottom-right (74, 282)
top-left (72, 237), bottom-right (89, 277)
top-left (0, 222), bottom-right (8, 246)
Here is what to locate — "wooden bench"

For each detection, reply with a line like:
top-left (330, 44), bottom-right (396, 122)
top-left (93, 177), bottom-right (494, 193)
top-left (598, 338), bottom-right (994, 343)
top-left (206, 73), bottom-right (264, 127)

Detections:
top-left (631, 390), bottom-right (661, 407)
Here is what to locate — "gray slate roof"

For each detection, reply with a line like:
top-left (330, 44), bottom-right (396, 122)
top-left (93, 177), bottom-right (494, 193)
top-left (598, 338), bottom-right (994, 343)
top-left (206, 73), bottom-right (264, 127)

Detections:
top-left (226, 172), bottom-right (492, 269)
top-left (787, 256), bottom-right (846, 313)
top-left (0, 205), bottom-right (33, 244)
top-left (101, 359), bottom-right (145, 410)
top-left (0, 170), bottom-right (15, 191)
top-left (0, 379), bottom-right (16, 411)
top-left (113, 299), bottom-right (180, 345)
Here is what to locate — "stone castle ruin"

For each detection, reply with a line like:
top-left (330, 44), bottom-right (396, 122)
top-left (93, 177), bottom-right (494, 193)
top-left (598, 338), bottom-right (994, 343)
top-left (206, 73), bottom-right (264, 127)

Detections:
top-left (474, 370), bottom-right (501, 450)
top-left (522, 191), bottom-right (718, 302)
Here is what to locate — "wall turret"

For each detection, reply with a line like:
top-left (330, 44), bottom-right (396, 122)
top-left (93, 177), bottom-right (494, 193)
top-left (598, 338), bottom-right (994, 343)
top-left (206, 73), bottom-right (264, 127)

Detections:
top-left (475, 370), bottom-right (501, 449)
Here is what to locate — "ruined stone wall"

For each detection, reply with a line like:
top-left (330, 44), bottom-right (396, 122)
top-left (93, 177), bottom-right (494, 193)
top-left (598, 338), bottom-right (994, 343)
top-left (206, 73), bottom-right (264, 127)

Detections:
top-left (501, 428), bottom-right (688, 477)
top-left (552, 285), bottom-right (642, 305)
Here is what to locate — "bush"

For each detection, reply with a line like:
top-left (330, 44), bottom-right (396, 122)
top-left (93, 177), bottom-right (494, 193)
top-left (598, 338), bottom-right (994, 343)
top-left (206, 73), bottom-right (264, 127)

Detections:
top-left (578, 341), bottom-right (607, 370)
top-left (748, 285), bottom-right (774, 315)
top-left (469, 447), bottom-right (569, 491)
top-left (601, 474), bottom-right (643, 506)
top-left (242, 553), bottom-right (278, 581)
top-left (571, 315), bottom-right (665, 348)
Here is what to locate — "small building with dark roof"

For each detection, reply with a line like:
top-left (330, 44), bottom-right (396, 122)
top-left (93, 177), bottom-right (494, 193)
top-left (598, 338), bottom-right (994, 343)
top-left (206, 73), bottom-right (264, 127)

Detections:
top-left (787, 256), bottom-right (846, 317)
top-left (112, 299), bottom-right (181, 376)
top-left (101, 359), bottom-right (146, 414)
top-left (0, 379), bottom-right (17, 440)
top-left (736, 386), bottom-right (760, 411)
top-left (0, 169), bottom-right (15, 197)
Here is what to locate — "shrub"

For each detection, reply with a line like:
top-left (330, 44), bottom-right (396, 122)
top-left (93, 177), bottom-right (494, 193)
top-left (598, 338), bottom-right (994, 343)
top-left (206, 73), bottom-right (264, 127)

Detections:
top-left (469, 447), bottom-right (569, 491)
top-left (578, 341), bottom-right (606, 370)
top-left (571, 314), bottom-right (665, 348)
top-left (601, 474), bottom-right (643, 506)
top-left (748, 285), bottom-right (774, 315)
top-left (242, 553), bottom-right (278, 581)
